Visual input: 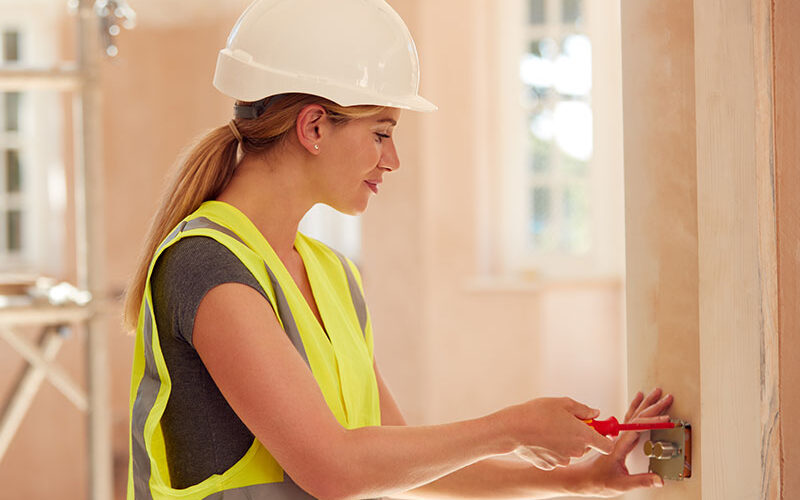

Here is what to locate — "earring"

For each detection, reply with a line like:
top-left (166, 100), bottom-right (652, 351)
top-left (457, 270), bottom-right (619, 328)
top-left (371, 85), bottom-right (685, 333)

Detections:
top-left (314, 144), bottom-right (320, 151)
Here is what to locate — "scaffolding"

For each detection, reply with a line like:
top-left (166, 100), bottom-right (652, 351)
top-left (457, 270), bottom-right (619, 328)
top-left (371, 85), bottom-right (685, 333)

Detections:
top-left (0, 1), bottom-right (135, 498)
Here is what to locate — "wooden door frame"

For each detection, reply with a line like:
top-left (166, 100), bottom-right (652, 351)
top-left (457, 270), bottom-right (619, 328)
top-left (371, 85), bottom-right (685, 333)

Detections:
top-left (622, 0), bottom-right (795, 497)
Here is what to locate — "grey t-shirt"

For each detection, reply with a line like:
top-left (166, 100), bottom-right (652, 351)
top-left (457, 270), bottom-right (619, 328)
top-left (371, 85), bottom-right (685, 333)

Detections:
top-left (150, 236), bottom-right (270, 489)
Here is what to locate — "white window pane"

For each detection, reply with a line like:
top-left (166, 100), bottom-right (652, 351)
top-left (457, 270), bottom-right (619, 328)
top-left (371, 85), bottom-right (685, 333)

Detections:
top-left (530, 108), bottom-right (555, 141)
top-left (554, 101), bottom-right (592, 161)
top-left (530, 186), bottom-right (556, 251)
top-left (561, 184), bottom-right (590, 254)
top-left (521, 41), bottom-right (557, 90)
top-left (529, 129), bottom-right (552, 174)
top-left (554, 34), bottom-right (592, 96)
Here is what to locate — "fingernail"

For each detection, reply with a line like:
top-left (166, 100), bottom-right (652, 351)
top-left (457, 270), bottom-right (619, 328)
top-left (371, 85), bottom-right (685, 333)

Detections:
top-left (654, 477), bottom-right (664, 488)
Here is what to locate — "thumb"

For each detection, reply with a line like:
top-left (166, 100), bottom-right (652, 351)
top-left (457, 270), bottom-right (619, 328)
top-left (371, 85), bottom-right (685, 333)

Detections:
top-left (564, 398), bottom-right (600, 420)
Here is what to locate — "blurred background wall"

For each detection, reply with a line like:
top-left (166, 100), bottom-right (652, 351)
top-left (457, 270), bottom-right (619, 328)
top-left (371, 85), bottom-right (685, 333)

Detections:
top-left (0, 0), bottom-right (628, 498)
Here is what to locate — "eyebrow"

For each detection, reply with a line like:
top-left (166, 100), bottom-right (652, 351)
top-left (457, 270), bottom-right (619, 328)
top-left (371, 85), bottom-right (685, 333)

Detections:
top-left (376, 118), bottom-right (398, 126)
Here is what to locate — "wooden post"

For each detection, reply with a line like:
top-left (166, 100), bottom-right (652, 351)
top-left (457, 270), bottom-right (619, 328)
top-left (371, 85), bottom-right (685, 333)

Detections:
top-left (621, 1), bottom-right (701, 497)
top-left (622, 0), bottom-right (787, 497)
top-left (693, 0), bottom-right (780, 497)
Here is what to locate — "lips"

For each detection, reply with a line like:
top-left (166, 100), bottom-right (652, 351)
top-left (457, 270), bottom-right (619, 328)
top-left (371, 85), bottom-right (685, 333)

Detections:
top-left (364, 180), bottom-right (380, 194)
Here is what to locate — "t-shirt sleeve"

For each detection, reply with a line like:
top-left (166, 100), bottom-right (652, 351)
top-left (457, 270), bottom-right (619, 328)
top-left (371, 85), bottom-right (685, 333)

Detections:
top-left (150, 236), bottom-right (270, 346)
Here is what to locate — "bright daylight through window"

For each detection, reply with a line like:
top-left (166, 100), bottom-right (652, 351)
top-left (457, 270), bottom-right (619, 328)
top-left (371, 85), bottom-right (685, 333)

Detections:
top-left (520, 0), bottom-right (592, 257)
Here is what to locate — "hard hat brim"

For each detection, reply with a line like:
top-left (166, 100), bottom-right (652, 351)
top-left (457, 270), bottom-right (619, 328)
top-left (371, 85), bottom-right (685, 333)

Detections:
top-left (214, 49), bottom-right (437, 113)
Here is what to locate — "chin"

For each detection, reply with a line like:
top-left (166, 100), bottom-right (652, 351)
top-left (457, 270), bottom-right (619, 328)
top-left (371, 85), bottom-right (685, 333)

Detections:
top-left (330, 201), bottom-right (368, 216)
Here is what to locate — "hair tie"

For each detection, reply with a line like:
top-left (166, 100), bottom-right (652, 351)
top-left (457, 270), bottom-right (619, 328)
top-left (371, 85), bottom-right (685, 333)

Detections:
top-left (228, 120), bottom-right (243, 144)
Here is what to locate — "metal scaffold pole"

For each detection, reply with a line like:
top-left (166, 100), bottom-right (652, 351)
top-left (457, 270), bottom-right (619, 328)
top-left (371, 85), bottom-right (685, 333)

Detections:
top-left (75, 0), bottom-right (112, 498)
top-left (0, 0), bottom-right (140, 497)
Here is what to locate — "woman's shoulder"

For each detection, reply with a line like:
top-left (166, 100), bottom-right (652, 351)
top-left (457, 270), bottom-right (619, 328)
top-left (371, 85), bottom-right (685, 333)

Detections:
top-left (151, 235), bottom-right (269, 344)
top-left (157, 235), bottom-right (247, 277)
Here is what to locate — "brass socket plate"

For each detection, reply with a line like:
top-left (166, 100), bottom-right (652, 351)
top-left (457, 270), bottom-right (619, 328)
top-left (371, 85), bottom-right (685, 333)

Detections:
top-left (646, 420), bottom-right (691, 480)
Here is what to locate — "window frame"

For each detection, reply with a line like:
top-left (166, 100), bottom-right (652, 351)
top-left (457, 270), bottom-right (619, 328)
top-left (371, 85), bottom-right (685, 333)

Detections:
top-left (0, 2), bottom-right (65, 276)
top-left (494, 0), bottom-right (625, 281)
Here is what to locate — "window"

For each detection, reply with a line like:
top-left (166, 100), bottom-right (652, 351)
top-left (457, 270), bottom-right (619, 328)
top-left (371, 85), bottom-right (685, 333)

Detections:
top-left (299, 205), bottom-right (362, 264)
top-left (1, 29), bottom-right (24, 262)
top-left (496, 0), bottom-right (624, 279)
top-left (0, 7), bottom-right (65, 276)
top-left (522, 0), bottom-right (592, 258)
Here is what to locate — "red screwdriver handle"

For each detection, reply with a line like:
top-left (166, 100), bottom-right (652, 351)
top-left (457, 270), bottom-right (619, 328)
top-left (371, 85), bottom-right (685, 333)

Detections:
top-left (584, 416), bottom-right (621, 436)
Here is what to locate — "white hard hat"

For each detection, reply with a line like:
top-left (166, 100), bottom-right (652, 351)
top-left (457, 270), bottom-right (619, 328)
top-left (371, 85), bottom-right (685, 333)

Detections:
top-left (213, 0), bottom-right (437, 113)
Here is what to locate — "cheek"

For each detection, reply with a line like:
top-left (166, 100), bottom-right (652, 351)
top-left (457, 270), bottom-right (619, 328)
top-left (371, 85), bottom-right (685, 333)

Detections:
top-left (343, 141), bottom-right (381, 171)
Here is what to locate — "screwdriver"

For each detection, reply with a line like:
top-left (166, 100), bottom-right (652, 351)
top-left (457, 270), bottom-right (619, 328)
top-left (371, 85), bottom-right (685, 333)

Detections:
top-left (583, 417), bottom-right (675, 437)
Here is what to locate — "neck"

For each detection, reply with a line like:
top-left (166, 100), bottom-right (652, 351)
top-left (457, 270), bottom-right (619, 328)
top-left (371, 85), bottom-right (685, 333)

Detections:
top-left (215, 151), bottom-right (316, 261)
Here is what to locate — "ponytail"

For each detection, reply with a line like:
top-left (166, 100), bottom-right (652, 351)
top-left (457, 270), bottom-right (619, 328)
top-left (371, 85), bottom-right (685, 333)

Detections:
top-left (122, 125), bottom-right (238, 331)
top-left (122, 93), bottom-right (385, 332)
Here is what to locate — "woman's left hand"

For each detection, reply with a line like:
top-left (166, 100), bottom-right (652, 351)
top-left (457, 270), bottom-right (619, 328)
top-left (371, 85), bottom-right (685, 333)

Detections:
top-left (569, 388), bottom-right (674, 497)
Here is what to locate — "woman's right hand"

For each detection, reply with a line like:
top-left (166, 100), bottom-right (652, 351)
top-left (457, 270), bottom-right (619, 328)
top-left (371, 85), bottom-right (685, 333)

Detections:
top-left (499, 397), bottom-right (614, 470)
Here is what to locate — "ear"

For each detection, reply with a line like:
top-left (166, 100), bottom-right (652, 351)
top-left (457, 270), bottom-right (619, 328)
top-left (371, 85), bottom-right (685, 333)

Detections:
top-left (296, 104), bottom-right (327, 155)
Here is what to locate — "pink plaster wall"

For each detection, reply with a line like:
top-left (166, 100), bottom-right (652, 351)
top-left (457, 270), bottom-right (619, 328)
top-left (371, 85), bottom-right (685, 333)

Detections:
top-left (0, 1), bottom-right (628, 498)
top-left (0, 13), bottom-right (240, 499)
top-left (363, 0), bottom-right (627, 431)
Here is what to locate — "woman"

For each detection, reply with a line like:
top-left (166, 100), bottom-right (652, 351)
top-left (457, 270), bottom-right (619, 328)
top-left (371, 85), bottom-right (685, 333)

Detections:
top-left (124, 0), bottom-right (672, 498)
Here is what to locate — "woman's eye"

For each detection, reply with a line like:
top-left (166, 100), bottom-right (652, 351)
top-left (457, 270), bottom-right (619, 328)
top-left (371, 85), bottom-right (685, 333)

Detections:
top-left (375, 133), bottom-right (391, 143)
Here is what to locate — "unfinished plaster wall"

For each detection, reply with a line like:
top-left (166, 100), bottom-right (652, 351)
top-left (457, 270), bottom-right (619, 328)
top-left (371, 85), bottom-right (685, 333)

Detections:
top-left (1, 4), bottom-right (248, 498)
top-left (620, 1), bottom-right (700, 498)
top-left (364, 0), bottom-right (627, 431)
top-left (2, 1), bottom-right (630, 498)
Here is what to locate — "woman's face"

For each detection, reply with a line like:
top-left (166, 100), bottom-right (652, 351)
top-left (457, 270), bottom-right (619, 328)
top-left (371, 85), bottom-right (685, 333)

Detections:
top-left (318, 108), bottom-right (402, 215)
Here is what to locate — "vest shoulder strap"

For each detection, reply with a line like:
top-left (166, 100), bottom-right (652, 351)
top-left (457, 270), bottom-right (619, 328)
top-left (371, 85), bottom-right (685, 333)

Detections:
top-left (179, 216), bottom-right (369, 342)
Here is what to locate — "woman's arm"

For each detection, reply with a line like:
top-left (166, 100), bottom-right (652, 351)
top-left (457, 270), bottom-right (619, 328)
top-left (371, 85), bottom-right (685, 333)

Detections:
top-left (375, 361), bottom-right (673, 500)
top-left (193, 283), bottom-right (613, 500)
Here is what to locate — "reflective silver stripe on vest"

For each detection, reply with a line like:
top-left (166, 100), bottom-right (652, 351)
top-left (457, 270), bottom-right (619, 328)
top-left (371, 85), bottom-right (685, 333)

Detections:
top-left (183, 217), bottom-right (368, 341)
top-left (132, 217), bottom-right (372, 499)
top-left (327, 248), bottom-right (368, 335)
top-left (182, 217), bottom-right (309, 365)
top-left (202, 476), bottom-right (316, 500)
top-left (131, 301), bottom-right (157, 500)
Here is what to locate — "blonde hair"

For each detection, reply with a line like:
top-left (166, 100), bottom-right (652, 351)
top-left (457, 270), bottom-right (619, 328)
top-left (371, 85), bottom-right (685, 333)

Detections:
top-left (123, 93), bottom-right (385, 332)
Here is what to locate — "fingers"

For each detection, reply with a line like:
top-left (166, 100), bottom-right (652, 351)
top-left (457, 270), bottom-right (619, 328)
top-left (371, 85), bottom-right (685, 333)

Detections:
top-left (623, 391), bottom-right (643, 422)
top-left (613, 430), bottom-right (640, 457)
top-left (640, 393), bottom-right (673, 419)
top-left (617, 472), bottom-right (664, 491)
top-left (584, 427), bottom-right (614, 456)
top-left (628, 415), bottom-right (671, 425)
top-left (564, 398), bottom-right (600, 420)
top-left (626, 388), bottom-right (673, 422)
top-left (634, 388), bottom-right (662, 417)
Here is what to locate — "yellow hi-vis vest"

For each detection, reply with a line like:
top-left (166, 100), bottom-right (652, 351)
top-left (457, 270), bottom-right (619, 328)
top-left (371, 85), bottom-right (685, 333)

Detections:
top-left (127, 201), bottom-right (381, 499)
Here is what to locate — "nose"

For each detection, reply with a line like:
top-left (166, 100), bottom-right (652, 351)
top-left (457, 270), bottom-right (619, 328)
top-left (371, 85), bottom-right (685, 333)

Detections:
top-left (380, 139), bottom-right (401, 172)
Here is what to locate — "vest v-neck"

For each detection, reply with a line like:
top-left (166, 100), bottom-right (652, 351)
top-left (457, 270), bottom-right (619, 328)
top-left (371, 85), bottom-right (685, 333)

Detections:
top-left (206, 201), bottom-right (332, 343)
top-left (290, 240), bottom-right (331, 341)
